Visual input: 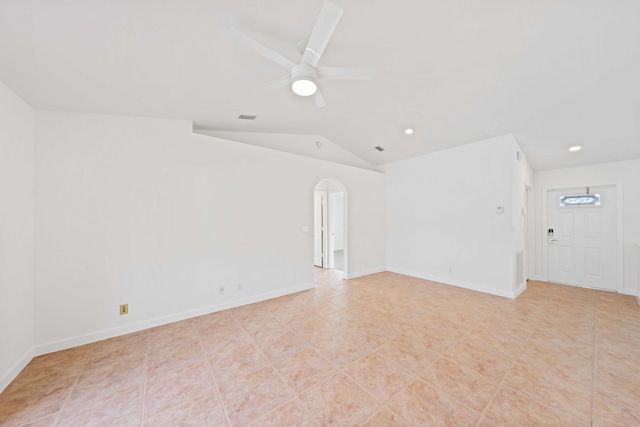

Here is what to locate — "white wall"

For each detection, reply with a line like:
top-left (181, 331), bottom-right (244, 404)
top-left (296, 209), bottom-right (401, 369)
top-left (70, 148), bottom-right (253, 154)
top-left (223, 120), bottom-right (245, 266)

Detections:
top-left (0, 81), bottom-right (35, 391)
top-left (34, 111), bottom-right (386, 353)
top-left (380, 134), bottom-right (531, 298)
top-left (534, 159), bottom-right (640, 296)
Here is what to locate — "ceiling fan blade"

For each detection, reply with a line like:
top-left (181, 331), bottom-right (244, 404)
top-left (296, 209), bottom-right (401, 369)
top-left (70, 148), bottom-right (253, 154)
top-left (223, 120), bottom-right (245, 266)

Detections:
top-left (313, 90), bottom-right (327, 108)
top-left (318, 67), bottom-right (375, 80)
top-left (256, 75), bottom-right (291, 94)
top-left (229, 27), bottom-right (296, 70)
top-left (301, 1), bottom-right (343, 67)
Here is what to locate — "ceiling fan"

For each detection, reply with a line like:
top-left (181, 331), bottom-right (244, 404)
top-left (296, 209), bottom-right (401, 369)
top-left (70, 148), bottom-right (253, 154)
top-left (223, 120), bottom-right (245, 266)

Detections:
top-left (230, 1), bottom-right (374, 108)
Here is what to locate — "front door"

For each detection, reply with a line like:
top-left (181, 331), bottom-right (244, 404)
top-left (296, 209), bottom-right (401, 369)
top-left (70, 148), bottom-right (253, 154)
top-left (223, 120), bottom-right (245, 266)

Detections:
top-left (547, 185), bottom-right (618, 291)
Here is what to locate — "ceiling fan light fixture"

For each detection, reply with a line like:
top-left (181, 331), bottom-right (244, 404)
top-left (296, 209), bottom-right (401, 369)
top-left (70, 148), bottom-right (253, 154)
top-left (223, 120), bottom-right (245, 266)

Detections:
top-left (291, 63), bottom-right (318, 97)
top-left (292, 77), bottom-right (317, 96)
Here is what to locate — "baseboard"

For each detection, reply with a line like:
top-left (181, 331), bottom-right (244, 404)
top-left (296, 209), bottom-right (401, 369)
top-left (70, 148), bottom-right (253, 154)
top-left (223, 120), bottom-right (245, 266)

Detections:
top-left (620, 288), bottom-right (638, 296)
top-left (529, 275), bottom-right (546, 281)
top-left (345, 267), bottom-right (386, 280)
top-left (0, 347), bottom-right (35, 393)
top-left (33, 282), bottom-right (314, 357)
top-left (386, 267), bottom-right (519, 299)
top-left (513, 282), bottom-right (528, 298)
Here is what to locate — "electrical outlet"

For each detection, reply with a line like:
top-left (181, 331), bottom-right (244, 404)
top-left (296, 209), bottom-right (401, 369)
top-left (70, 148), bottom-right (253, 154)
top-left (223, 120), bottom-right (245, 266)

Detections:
top-left (120, 304), bottom-right (128, 315)
top-left (218, 286), bottom-right (224, 294)
top-left (238, 283), bottom-right (243, 291)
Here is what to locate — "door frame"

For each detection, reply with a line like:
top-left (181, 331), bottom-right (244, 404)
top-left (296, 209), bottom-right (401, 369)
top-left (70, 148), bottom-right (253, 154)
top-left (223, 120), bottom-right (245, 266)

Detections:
top-left (313, 179), bottom-right (349, 278)
top-left (524, 184), bottom-right (533, 282)
top-left (542, 181), bottom-right (624, 292)
top-left (313, 191), bottom-right (327, 268)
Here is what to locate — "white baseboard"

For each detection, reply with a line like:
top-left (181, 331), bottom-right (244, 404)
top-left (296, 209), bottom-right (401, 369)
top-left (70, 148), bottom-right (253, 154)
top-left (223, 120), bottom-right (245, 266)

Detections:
top-left (620, 288), bottom-right (638, 296)
top-left (386, 267), bottom-right (519, 299)
top-left (513, 282), bottom-right (528, 298)
top-left (345, 267), bottom-right (386, 280)
top-left (33, 282), bottom-right (314, 357)
top-left (0, 347), bottom-right (35, 393)
top-left (529, 275), bottom-right (546, 281)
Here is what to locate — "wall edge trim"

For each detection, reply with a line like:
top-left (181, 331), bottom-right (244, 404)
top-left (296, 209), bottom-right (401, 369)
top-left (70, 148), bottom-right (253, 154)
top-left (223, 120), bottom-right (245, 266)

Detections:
top-left (387, 267), bottom-right (518, 299)
top-left (0, 347), bottom-right (36, 393)
top-left (33, 282), bottom-right (314, 357)
top-left (345, 267), bottom-right (386, 280)
top-left (513, 283), bottom-right (527, 298)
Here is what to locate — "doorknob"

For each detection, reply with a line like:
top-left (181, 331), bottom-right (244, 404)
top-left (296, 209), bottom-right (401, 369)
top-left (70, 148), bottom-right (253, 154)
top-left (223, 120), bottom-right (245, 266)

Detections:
top-left (548, 238), bottom-right (559, 243)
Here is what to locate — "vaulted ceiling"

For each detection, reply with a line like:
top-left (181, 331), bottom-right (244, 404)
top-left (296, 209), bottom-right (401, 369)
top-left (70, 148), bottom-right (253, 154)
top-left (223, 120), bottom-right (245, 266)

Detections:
top-left (1, 0), bottom-right (638, 170)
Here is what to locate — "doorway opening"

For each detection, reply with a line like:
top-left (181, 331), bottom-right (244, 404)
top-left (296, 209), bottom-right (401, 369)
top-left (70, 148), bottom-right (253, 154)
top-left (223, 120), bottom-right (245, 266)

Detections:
top-left (543, 183), bottom-right (623, 292)
top-left (313, 178), bottom-right (348, 277)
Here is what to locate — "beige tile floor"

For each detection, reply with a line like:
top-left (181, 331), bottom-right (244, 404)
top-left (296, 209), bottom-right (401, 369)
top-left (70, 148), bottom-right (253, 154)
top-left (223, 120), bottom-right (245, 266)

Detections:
top-left (1, 269), bottom-right (639, 426)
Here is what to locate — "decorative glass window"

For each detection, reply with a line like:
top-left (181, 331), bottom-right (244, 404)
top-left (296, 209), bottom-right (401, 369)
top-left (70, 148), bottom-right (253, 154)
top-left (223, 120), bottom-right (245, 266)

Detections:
top-left (559, 194), bottom-right (601, 207)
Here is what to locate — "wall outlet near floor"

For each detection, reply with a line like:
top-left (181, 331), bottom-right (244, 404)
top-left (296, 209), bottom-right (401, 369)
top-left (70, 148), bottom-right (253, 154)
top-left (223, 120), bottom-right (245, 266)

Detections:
top-left (218, 286), bottom-right (225, 294)
top-left (119, 304), bottom-right (128, 315)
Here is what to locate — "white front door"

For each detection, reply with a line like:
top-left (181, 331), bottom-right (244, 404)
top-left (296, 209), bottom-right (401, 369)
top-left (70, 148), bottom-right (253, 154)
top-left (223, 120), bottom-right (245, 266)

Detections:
top-left (547, 185), bottom-right (618, 291)
top-left (313, 191), bottom-right (326, 267)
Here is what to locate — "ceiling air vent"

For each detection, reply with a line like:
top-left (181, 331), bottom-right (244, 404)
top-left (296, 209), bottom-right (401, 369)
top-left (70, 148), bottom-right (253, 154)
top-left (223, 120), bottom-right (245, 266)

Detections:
top-left (374, 146), bottom-right (385, 151)
top-left (238, 114), bottom-right (257, 120)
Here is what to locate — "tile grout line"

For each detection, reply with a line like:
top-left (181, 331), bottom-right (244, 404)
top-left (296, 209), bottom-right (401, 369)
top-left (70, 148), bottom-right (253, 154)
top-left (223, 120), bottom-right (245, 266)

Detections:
top-left (475, 292), bottom-right (555, 426)
top-left (138, 333), bottom-right (151, 427)
top-left (258, 303), bottom-right (345, 400)
top-left (354, 376), bottom-right (416, 427)
top-left (49, 345), bottom-right (91, 426)
top-left (194, 319), bottom-right (234, 427)
top-left (242, 307), bottom-right (321, 427)
top-left (480, 289), bottom-right (601, 425)
top-left (341, 349), bottom-right (417, 425)
top-left (286, 292), bottom-right (388, 426)
top-left (350, 287), bottom-right (495, 425)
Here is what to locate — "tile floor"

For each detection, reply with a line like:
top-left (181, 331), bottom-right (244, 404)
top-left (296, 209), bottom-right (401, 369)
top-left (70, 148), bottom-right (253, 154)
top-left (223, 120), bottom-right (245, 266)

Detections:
top-left (1, 269), bottom-right (639, 426)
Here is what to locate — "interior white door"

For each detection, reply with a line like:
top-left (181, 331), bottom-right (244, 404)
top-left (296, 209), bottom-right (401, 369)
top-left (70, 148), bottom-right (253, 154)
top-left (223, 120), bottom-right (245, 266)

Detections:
top-left (547, 185), bottom-right (617, 291)
top-left (313, 191), bottom-right (325, 267)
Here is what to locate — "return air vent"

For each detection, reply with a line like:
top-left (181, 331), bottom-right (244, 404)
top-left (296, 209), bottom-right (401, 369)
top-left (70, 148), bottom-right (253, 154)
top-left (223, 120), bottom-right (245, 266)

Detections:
top-left (374, 146), bottom-right (385, 151)
top-left (238, 114), bottom-right (257, 120)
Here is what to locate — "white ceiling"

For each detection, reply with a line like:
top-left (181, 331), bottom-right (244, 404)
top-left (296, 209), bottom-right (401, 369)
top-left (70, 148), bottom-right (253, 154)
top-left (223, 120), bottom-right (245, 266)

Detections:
top-left (1, 0), bottom-right (638, 171)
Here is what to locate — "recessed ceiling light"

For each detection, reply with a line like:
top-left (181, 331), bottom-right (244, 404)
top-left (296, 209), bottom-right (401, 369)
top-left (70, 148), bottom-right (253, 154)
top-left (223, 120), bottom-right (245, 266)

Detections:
top-left (568, 145), bottom-right (582, 152)
top-left (404, 128), bottom-right (414, 135)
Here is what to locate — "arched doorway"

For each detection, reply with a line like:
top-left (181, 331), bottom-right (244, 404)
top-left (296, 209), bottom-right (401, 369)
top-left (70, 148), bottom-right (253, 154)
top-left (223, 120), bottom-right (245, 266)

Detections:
top-left (313, 178), bottom-right (348, 277)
